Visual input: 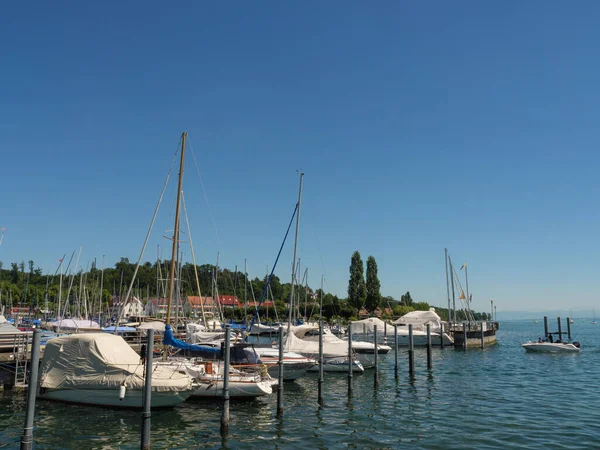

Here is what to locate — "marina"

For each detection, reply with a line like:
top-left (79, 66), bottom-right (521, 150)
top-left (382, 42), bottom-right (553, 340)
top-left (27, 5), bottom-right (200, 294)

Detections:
top-left (0, 319), bottom-right (597, 449)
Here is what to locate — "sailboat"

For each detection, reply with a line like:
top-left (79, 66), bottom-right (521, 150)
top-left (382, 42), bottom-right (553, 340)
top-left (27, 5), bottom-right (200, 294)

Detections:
top-left (592, 309), bottom-right (597, 325)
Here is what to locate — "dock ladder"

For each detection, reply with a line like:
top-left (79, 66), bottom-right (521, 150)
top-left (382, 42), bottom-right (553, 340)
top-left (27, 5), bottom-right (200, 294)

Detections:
top-left (13, 333), bottom-right (30, 388)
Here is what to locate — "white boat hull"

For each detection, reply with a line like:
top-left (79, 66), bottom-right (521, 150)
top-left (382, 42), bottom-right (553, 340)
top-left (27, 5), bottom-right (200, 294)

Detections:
top-left (253, 348), bottom-right (317, 381)
top-left (353, 332), bottom-right (454, 347)
top-left (306, 356), bottom-right (364, 373)
top-left (39, 387), bottom-right (194, 408)
top-left (522, 342), bottom-right (580, 353)
top-left (191, 378), bottom-right (273, 398)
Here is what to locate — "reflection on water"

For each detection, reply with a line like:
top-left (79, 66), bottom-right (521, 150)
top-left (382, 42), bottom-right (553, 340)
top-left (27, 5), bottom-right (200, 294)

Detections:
top-left (1, 321), bottom-right (600, 448)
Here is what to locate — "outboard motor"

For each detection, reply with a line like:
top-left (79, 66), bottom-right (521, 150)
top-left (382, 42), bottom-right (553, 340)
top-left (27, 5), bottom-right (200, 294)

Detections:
top-left (573, 342), bottom-right (581, 348)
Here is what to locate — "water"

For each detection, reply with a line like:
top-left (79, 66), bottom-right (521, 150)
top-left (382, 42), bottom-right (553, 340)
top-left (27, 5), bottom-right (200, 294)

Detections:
top-left (1, 320), bottom-right (599, 449)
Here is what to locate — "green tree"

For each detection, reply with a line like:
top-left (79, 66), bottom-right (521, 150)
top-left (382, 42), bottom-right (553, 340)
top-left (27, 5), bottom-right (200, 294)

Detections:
top-left (401, 291), bottom-right (413, 307)
top-left (413, 301), bottom-right (430, 311)
top-left (365, 256), bottom-right (381, 313)
top-left (347, 251), bottom-right (366, 313)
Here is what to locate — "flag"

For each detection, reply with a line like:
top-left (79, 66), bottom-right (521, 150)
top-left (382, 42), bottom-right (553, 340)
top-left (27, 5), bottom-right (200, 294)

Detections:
top-left (459, 292), bottom-right (466, 300)
top-left (460, 262), bottom-right (466, 271)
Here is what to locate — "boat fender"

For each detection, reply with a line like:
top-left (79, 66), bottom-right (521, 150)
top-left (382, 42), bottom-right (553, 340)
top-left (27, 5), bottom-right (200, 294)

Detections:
top-left (206, 362), bottom-right (213, 374)
top-left (119, 384), bottom-right (127, 400)
top-left (260, 364), bottom-right (268, 378)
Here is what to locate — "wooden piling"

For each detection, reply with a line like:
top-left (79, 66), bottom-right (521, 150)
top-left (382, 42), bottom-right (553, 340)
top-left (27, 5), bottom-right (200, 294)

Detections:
top-left (566, 318), bottom-right (571, 341)
top-left (557, 317), bottom-right (562, 340)
top-left (426, 323), bottom-right (432, 370)
top-left (462, 323), bottom-right (467, 349)
top-left (347, 323), bottom-right (353, 396)
top-left (220, 325), bottom-right (231, 435)
top-left (140, 329), bottom-right (154, 450)
top-left (394, 324), bottom-right (398, 378)
top-left (440, 322), bottom-right (445, 349)
top-left (543, 316), bottom-right (548, 338)
top-left (318, 320), bottom-right (324, 404)
top-left (373, 324), bottom-right (378, 386)
top-left (408, 324), bottom-right (414, 375)
top-left (277, 326), bottom-right (283, 417)
top-left (480, 323), bottom-right (485, 349)
top-left (20, 329), bottom-right (41, 450)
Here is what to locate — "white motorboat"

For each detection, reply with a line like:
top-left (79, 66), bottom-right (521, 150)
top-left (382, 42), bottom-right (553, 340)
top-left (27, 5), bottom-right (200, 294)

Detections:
top-left (39, 333), bottom-right (196, 408)
top-left (252, 348), bottom-right (317, 380)
top-left (381, 309), bottom-right (454, 346)
top-left (522, 341), bottom-right (581, 353)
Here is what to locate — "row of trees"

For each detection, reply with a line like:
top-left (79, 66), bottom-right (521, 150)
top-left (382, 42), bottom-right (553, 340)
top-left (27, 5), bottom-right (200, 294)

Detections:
top-left (348, 251), bottom-right (383, 313)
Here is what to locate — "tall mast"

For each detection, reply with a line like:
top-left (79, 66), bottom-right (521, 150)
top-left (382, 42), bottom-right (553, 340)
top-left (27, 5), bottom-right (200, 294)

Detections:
top-left (445, 249), bottom-right (450, 321)
top-left (288, 172), bottom-right (304, 325)
top-left (166, 132), bottom-right (186, 328)
top-left (464, 262), bottom-right (470, 315)
top-left (450, 258), bottom-right (456, 323)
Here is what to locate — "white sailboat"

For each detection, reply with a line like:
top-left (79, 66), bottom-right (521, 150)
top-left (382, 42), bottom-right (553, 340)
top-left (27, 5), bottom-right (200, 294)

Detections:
top-left (39, 333), bottom-right (196, 408)
top-left (592, 309), bottom-right (597, 324)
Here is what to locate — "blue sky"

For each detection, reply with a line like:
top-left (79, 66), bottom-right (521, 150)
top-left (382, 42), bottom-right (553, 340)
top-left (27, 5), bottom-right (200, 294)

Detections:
top-left (1, 2), bottom-right (600, 312)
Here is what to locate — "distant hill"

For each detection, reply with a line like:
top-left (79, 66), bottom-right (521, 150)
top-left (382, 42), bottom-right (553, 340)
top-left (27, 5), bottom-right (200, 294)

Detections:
top-left (496, 309), bottom-right (597, 321)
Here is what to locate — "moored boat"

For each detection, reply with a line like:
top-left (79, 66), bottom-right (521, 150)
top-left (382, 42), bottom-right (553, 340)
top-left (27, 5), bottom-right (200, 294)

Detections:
top-left (522, 341), bottom-right (580, 353)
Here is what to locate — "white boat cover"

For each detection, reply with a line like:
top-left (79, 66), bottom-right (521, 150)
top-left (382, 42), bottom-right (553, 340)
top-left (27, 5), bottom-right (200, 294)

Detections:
top-left (137, 321), bottom-right (166, 332)
top-left (40, 333), bottom-right (192, 392)
top-left (55, 319), bottom-right (101, 329)
top-left (393, 308), bottom-right (444, 331)
top-left (351, 317), bottom-right (392, 334)
top-left (284, 325), bottom-right (348, 357)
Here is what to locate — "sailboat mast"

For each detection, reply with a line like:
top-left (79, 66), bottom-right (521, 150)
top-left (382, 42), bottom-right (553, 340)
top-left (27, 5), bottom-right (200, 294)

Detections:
top-left (464, 263), bottom-right (470, 314)
top-left (166, 131), bottom-right (186, 327)
top-left (288, 172), bottom-right (304, 325)
top-left (450, 258), bottom-right (456, 323)
top-left (445, 248), bottom-right (450, 321)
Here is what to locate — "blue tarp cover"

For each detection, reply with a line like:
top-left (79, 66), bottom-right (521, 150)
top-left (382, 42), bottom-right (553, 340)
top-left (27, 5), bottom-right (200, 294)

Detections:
top-left (102, 326), bottom-right (137, 333)
top-left (163, 324), bottom-right (221, 355)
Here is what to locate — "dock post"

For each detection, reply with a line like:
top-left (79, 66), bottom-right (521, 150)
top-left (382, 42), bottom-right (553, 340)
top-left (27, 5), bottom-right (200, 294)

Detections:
top-left (318, 320), bottom-right (324, 404)
top-left (461, 323), bottom-right (467, 349)
top-left (440, 322), bottom-right (445, 349)
top-left (480, 323), bottom-right (485, 349)
top-left (557, 317), bottom-right (562, 340)
top-left (277, 326), bottom-right (283, 417)
top-left (543, 316), bottom-right (548, 339)
top-left (426, 323), bottom-right (432, 370)
top-left (373, 324), bottom-right (378, 386)
top-left (20, 328), bottom-right (41, 450)
top-left (363, 323), bottom-right (366, 340)
top-left (394, 324), bottom-right (398, 378)
top-left (408, 324), bottom-right (414, 375)
top-left (220, 325), bottom-right (231, 435)
top-left (140, 329), bottom-right (154, 450)
top-left (567, 318), bottom-right (571, 341)
top-left (347, 323), bottom-right (353, 396)
top-left (384, 321), bottom-right (387, 343)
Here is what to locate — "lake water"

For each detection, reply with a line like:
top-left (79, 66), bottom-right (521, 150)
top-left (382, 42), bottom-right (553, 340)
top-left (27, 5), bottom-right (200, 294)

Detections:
top-left (1, 319), bottom-right (599, 449)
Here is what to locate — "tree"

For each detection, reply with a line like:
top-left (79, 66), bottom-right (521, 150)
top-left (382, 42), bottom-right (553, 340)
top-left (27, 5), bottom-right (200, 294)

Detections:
top-left (365, 256), bottom-right (381, 313)
top-left (347, 251), bottom-right (366, 313)
top-left (401, 291), bottom-right (413, 307)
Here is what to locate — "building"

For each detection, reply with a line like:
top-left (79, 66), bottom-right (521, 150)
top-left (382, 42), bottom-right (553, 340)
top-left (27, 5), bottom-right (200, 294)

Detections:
top-left (184, 296), bottom-right (215, 318)
top-left (111, 296), bottom-right (146, 319)
top-left (218, 295), bottom-right (241, 308)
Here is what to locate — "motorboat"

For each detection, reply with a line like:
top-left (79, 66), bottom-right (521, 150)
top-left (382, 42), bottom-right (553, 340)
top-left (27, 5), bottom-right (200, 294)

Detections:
top-left (252, 347), bottom-right (317, 381)
top-left (39, 333), bottom-right (196, 408)
top-left (387, 309), bottom-right (454, 346)
top-left (522, 341), bottom-right (581, 353)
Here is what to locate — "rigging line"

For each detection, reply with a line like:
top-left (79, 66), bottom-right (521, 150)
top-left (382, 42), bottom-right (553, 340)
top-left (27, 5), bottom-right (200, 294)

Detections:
top-left (247, 202), bottom-right (298, 337)
top-left (113, 137), bottom-right (181, 334)
top-left (186, 136), bottom-right (222, 248)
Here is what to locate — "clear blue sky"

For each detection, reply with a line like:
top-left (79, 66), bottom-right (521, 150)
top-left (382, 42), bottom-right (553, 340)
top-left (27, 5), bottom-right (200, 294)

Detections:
top-left (1, 1), bottom-right (599, 312)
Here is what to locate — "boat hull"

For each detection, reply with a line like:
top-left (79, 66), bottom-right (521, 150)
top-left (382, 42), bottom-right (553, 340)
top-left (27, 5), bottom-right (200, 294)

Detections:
top-left (522, 342), bottom-right (580, 353)
top-left (39, 387), bottom-right (194, 408)
top-left (191, 379), bottom-right (272, 398)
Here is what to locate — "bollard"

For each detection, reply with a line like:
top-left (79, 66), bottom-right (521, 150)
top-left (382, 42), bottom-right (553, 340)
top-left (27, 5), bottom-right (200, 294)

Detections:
top-left (567, 318), bottom-right (571, 341)
top-left (363, 323), bottom-right (366, 341)
top-left (20, 329), bottom-right (41, 450)
top-left (277, 326), bottom-right (284, 417)
top-left (408, 324), bottom-right (414, 375)
top-left (440, 322), bottom-right (445, 349)
top-left (347, 323), bottom-right (353, 396)
top-left (373, 324), bottom-right (378, 386)
top-left (141, 329), bottom-right (154, 450)
top-left (426, 323), bottom-right (432, 370)
top-left (318, 320), bottom-right (324, 404)
top-left (220, 325), bottom-right (231, 435)
top-left (462, 323), bottom-right (467, 349)
top-left (557, 317), bottom-right (562, 340)
top-left (394, 324), bottom-right (398, 378)
top-left (543, 316), bottom-right (548, 339)
top-left (480, 323), bottom-right (485, 349)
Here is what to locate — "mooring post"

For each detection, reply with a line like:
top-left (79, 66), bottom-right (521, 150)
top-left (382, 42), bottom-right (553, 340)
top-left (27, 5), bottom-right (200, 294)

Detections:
top-left (318, 320), bottom-right (324, 404)
top-left (363, 323), bottom-right (366, 340)
top-left (557, 317), bottom-right (562, 340)
top-left (277, 325), bottom-right (284, 417)
top-left (347, 323), bottom-right (353, 396)
top-left (543, 316), bottom-right (548, 339)
top-left (408, 324), bottom-right (414, 375)
top-left (462, 323), bottom-right (467, 349)
top-left (20, 329), bottom-right (41, 450)
top-left (394, 324), bottom-right (398, 378)
top-left (426, 323), bottom-right (432, 370)
top-left (384, 321), bottom-right (387, 343)
top-left (480, 323), bottom-right (485, 349)
top-left (373, 324), bottom-right (378, 386)
top-left (567, 318), bottom-right (572, 341)
top-left (220, 325), bottom-right (231, 435)
top-left (141, 329), bottom-right (154, 450)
